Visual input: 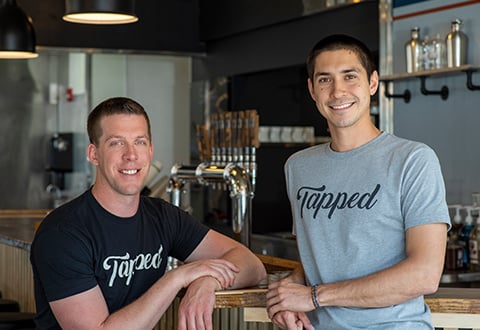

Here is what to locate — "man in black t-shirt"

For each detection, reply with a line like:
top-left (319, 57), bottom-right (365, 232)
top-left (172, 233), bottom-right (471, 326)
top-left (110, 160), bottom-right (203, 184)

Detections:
top-left (31, 97), bottom-right (266, 330)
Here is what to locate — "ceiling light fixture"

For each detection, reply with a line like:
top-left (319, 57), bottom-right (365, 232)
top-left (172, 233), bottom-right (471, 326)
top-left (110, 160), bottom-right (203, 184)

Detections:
top-left (0, 0), bottom-right (38, 59)
top-left (63, 0), bottom-right (138, 25)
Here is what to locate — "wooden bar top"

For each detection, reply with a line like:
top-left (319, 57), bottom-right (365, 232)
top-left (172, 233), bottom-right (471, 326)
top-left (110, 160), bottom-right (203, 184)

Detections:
top-left (215, 255), bottom-right (480, 317)
top-left (0, 210), bottom-right (48, 251)
top-left (2, 211), bottom-right (480, 317)
top-left (425, 288), bottom-right (480, 314)
top-left (215, 287), bottom-right (480, 314)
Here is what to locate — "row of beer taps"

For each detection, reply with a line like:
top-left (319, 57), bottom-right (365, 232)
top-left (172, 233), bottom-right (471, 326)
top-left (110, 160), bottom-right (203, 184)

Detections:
top-left (196, 109), bottom-right (259, 189)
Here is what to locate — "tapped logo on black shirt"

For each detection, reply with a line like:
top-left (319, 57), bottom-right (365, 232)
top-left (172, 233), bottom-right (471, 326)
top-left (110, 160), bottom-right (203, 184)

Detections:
top-left (103, 245), bottom-right (164, 287)
top-left (296, 184), bottom-right (380, 219)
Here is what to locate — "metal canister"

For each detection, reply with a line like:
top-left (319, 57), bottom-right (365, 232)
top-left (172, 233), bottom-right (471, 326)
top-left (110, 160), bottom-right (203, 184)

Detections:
top-left (405, 27), bottom-right (423, 73)
top-left (446, 19), bottom-right (468, 67)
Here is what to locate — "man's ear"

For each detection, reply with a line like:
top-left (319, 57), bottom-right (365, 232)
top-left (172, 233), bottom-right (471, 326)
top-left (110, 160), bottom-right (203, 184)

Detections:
top-left (87, 144), bottom-right (98, 166)
top-left (370, 70), bottom-right (379, 96)
top-left (307, 78), bottom-right (316, 101)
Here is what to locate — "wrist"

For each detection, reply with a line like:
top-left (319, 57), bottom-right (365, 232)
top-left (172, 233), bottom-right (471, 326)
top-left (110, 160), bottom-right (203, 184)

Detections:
top-left (311, 284), bottom-right (321, 309)
top-left (195, 275), bottom-right (223, 291)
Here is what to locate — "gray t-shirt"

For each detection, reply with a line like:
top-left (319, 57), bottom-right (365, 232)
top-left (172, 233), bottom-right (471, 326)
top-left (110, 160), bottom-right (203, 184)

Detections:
top-left (285, 132), bottom-right (450, 329)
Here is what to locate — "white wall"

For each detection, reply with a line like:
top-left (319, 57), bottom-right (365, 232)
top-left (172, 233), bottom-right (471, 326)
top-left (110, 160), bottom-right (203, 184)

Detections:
top-left (91, 54), bottom-right (192, 176)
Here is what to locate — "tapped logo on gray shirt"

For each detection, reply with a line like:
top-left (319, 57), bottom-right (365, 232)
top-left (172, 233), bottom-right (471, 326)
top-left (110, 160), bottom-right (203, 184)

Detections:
top-left (296, 184), bottom-right (380, 219)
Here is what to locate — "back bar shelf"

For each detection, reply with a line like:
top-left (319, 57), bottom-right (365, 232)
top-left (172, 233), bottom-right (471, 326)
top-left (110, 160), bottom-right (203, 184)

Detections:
top-left (380, 64), bottom-right (480, 103)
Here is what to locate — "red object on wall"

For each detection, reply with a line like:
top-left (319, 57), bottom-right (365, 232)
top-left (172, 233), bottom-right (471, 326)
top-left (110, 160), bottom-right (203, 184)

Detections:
top-left (66, 87), bottom-right (74, 102)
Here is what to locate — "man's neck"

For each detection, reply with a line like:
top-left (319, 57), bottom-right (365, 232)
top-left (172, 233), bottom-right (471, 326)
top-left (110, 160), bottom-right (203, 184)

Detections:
top-left (91, 184), bottom-right (140, 218)
top-left (329, 123), bottom-right (381, 153)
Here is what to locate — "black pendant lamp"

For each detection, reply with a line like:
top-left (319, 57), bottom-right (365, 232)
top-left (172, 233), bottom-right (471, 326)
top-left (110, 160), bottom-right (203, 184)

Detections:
top-left (0, 0), bottom-right (38, 59)
top-left (63, 0), bottom-right (138, 25)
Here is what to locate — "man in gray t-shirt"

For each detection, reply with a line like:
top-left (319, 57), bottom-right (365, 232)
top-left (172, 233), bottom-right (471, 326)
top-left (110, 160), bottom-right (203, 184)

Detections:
top-left (266, 35), bottom-right (450, 329)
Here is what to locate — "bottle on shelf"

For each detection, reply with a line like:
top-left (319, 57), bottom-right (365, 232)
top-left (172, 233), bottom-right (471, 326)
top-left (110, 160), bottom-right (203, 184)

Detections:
top-left (459, 206), bottom-right (474, 269)
top-left (421, 35), bottom-right (431, 71)
top-left (445, 204), bottom-right (464, 270)
top-left (405, 27), bottom-right (423, 73)
top-left (469, 207), bottom-right (480, 271)
top-left (428, 34), bottom-right (446, 70)
top-left (446, 18), bottom-right (468, 68)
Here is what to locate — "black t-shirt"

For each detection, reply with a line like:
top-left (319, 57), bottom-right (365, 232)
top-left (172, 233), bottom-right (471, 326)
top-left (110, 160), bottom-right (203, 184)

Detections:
top-left (30, 189), bottom-right (209, 329)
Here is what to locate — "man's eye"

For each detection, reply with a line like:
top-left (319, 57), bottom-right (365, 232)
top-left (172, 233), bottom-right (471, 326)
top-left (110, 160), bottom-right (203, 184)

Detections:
top-left (345, 74), bottom-right (357, 80)
top-left (135, 140), bottom-right (147, 145)
top-left (110, 141), bottom-right (123, 146)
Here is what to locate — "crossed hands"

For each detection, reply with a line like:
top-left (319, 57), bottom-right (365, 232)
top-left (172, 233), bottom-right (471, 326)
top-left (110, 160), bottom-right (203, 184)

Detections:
top-left (266, 278), bottom-right (315, 330)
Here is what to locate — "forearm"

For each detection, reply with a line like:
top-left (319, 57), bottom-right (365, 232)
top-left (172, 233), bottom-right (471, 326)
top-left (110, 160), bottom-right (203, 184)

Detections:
top-left (315, 257), bottom-right (442, 308)
top-left (314, 224), bottom-right (447, 308)
top-left (103, 270), bottom-right (183, 329)
top-left (52, 270), bottom-right (185, 330)
top-left (220, 246), bottom-right (266, 289)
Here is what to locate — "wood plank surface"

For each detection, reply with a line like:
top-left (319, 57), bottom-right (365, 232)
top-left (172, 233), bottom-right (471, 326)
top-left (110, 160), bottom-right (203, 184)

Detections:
top-left (0, 209), bottom-right (49, 218)
top-left (426, 288), bottom-right (480, 314)
top-left (215, 288), bottom-right (268, 308)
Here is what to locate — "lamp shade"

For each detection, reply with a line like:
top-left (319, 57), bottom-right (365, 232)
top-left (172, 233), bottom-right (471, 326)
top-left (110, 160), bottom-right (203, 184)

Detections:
top-left (63, 0), bottom-right (138, 24)
top-left (0, 0), bottom-right (38, 59)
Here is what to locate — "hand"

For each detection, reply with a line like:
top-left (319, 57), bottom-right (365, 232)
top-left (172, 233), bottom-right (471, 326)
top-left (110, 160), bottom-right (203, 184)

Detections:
top-left (266, 279), bottom-right (315, 318)
top-left (172, 258), bottom-right (239, 290)
top-left (270, 311), bottom-right (314, 330)
top-left (177, 276), bottom-right (217, 330)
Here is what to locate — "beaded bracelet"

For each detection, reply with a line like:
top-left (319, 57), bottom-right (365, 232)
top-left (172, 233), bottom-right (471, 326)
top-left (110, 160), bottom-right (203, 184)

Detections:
top-left (311, 284), bottom-right (320, 308)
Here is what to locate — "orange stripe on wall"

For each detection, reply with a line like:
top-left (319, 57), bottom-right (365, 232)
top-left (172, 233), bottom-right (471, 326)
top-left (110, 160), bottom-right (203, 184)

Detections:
top-left (393, 0), bottom-right (480, 20)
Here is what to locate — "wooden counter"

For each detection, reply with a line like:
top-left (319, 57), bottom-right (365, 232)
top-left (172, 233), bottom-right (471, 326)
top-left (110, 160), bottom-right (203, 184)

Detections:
top-left (0, 210), bottom-right (48, 313)
top-left (1, 212), bottom-right (480, 329)
top-left (0, 212), bottom-right (47, 251)
top-left (215, 255), bottom-right (480, 330)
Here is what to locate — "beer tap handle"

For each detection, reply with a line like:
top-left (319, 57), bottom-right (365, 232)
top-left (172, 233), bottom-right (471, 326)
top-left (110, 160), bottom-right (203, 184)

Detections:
top-left (210, 113), bottom-right (217, 165)
top-left (218, 112), bottom-right (226, 165)
top-left (242, 110), bottom-right (250, 167)
top-left (236, 111), bottom-right (245, 165)
top-left (224, 112), bottom-right (232, 163)
top-left (231, 112), bottom-right (238, 163)
top-left (252, 111), bottom-right (259, 148)
top-left (246, 110), bottom-right (259, 190)
top-left (196, 124), bottom-right (205, 161)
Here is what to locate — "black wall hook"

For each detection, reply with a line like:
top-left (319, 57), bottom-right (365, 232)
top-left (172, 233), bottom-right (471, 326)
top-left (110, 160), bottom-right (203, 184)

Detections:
top-left (419, 76), bottom-right (449, 100)
top-left (383, 81), bottom-right (411, 103)
top-left (466, 70), bottom-right (480, 91)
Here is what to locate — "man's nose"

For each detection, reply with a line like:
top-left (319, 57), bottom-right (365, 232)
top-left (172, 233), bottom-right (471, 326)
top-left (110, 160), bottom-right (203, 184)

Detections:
top-left (331, 79), bottom-right (347, 98)
top-left (123, 144), bottom-right (138, 160)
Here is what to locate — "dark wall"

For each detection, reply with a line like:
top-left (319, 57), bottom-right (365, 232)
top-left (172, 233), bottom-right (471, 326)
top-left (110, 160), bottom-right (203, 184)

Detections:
top-left (18, 0), bottom-right (378, 75)
top-left (18, 0), bottom-right (204, 54)
top-left (194, 1), bottom-right (379, 80)
top-left (199, 0), bottom-right (305, 41)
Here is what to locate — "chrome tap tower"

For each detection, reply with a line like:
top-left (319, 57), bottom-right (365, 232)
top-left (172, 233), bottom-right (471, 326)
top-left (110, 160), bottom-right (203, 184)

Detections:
top-left (168, 110), bottom-right (259, 247)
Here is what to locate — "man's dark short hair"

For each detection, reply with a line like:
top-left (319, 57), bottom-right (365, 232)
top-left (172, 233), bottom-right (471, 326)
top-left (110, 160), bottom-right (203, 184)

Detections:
top-left (87, 97), bottom-right (152, 145)
top-left (306, 34), bottom-right (377, 82)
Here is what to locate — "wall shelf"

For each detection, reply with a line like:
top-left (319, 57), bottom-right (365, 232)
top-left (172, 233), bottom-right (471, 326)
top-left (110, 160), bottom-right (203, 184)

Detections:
top-left (380, 65), bottom-right (480, 103)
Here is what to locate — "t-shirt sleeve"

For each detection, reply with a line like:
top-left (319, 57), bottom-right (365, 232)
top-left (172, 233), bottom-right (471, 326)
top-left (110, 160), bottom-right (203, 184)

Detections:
top-left (159, 200), bottom-right (210, 261)
top-left (31, 226), bottom-right (98, 302)
top-left (401, 145), bottom-right (451, 230)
